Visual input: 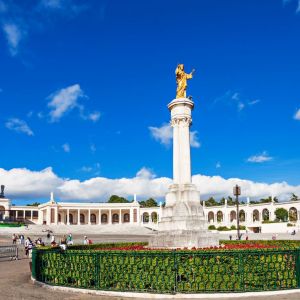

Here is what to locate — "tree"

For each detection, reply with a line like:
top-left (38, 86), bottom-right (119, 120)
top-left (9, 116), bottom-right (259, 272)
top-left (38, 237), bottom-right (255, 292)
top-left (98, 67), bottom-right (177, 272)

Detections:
top-left (260, 197), bottom-right (272, 203)
top-left (275, 208), bottom-right (288, 222)
top-left (290, 193), bottom-right (299, 201)
top-left (139, 198), bottom-right (158, 208)
top-left (108, 195), bottom-right (128, 203)
top-left (27, 202), bottom-right (41, 206)
top-left (205, 197), bottom-right (219, 207)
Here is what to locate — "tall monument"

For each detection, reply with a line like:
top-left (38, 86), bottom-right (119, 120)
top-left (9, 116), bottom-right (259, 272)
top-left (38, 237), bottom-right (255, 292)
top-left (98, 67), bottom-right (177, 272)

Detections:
top-left (149, 64), bottom-right (219, 248)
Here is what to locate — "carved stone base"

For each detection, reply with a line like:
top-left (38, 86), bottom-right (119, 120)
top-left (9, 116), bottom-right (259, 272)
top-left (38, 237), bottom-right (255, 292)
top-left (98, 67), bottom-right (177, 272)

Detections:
top-left (149, 183), bottom-right (219, 249)
top-left (149, 230), bottom-right (219, 249)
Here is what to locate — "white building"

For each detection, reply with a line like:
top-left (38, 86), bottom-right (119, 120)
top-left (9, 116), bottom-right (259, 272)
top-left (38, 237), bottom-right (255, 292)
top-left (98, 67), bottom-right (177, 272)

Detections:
top-left (202, 197), bottom-right (300, 233)
top-left (0, 193), bottom-right (162, 230)
top-left (1, 194), bottom-right (300, 233)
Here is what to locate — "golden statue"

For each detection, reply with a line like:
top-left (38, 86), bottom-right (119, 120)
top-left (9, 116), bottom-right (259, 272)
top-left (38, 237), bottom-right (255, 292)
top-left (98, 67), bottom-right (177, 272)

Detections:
top-left (175, 64), bottom-right (195, 99)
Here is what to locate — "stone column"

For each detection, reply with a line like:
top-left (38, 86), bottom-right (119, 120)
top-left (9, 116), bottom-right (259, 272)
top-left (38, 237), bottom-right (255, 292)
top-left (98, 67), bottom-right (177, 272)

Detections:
top-left (88, 209), bottom-right (91, 225)
top-left (54, 207), bottom-right (58, 225)
top-left (130, 208), bottom-right (133, 224)
top-left (119, 209), bottom-right (121, 224)
top-left (109, 210), bottom-right (112, 224)
top-left (46, 207), bottom-right (51, 225)
top-left (30, 210), bottom-right (33, 221)
top-left (169, 100), bottom-right (193, 185)
top-left (67, 209), bottom-right (70, 225)
top-left (98, 209), bottom-right (101, 225)
top-left (77, 209), bottom-right (80, 225)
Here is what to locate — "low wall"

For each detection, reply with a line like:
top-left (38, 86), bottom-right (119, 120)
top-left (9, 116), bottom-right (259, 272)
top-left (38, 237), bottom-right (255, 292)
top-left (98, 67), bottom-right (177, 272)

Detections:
top-left (32, 247), bottom-right (300, 294)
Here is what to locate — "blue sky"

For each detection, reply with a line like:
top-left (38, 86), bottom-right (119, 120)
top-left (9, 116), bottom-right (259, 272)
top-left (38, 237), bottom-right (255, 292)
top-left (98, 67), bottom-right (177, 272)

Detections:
top-left (1, 0), bottom-right (300, 204)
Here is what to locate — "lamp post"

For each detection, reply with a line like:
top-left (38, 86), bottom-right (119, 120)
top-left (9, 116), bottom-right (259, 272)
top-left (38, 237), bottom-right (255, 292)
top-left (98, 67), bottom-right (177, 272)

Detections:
top-left (233, 185), bottom-right (241, 240)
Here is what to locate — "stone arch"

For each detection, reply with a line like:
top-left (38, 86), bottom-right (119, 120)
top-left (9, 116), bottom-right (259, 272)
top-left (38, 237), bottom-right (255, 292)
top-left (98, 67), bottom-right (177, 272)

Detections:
top-left (151, 212), bottom-right (158, 223)
top-left (123, 213), bottom-right (130, 223)
top-left (230, 210), bottom-right (236, 222)
top-left (143, 212), bottom-right (149, 223)
top-left (262, 208), bottom-right (270, 221)
top-left (289, 207), bottom-right (298, 222)
top-left (253, 209), bottom-right (259, 222)
top-left (58, 213), bottom-right (61, 223)
top-left (90, 213), bottom-right (96, 224)
top-left (239, 210), bottom-right (245, 222)
top-left (208, 211), bottom-right (214, 222)
top-left (80, 214), bottom-right (85, 224)
top-left (101, 213), bottom-right (108, 223)
top-left (112, 213), bottom-right (119, 223)
top-left (217, 211), bottom-right (223, 222)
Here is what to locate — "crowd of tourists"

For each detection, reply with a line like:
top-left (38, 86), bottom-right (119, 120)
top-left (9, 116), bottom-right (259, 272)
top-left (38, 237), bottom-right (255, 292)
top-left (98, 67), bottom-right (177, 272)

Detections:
top-left (12, 232), bottom-right (93, 256)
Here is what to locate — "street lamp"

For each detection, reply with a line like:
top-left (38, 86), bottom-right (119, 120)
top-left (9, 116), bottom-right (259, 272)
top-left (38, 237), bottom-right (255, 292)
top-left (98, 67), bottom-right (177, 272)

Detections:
top-left (233, 185), bottom-right (241, 240)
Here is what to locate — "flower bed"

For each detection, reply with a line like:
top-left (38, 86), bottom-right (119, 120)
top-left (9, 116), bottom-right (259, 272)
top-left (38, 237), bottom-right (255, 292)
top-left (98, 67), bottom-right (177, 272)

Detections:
top-left (32, 241), bottom-right (300, 293)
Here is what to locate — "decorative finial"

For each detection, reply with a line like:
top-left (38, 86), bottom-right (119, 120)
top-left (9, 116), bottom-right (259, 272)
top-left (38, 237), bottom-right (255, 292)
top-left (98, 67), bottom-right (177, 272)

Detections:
top-left (133, 194), bottom-right (137, 202)
top-left (50, 192), bottom-right (55, 203)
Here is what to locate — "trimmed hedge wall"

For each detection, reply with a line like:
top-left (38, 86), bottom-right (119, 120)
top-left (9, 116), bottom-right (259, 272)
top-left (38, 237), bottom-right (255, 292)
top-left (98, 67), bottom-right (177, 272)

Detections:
top-left (32, 241), bottom-right (300, 293)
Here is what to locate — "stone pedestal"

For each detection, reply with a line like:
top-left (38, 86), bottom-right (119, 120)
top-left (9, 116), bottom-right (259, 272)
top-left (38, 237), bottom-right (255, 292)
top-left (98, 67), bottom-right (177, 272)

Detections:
top-left (149, 98), bottom-right (219, 248)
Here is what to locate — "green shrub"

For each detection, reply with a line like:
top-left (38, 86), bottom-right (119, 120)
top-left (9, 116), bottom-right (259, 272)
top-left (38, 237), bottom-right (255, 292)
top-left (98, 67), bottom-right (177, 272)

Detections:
top-left (0, 222), bottom-right (24, 227)
top-left (208, 225), bottom-right (216, 230)
top-left (217, 226), bottom-right (230, 231)
top-left (230, 225), bottom-right (236, 230)
top-left (32, 241), bottom-right (300, 293)
top-left (287, 223), bottom-right (296, 227)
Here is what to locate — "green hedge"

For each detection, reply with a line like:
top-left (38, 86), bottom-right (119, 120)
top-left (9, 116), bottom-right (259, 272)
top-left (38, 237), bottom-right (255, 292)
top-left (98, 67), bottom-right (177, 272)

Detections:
top-left (0, 222), bottom-right (24, 227)
top-left (32, 241), bottom-right (300, 293)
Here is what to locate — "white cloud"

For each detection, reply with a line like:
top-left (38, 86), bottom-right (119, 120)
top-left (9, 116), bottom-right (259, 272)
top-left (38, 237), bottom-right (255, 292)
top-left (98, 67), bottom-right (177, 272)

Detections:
top-left (62, 143), bottom-right (70, 153)
top-left (81, 166), bottom-right (93, 172)
top-left (47, 84), bottom-right (84, 122)
top-left (5, 118), bottom-right (34, 136)
top-left (90, 144), bottom-right (96, 153)
top-left (47, 84), bottom-right (100, 123)
top-left (149, 123), bottom-right (172, 146)
top-left (248, 99), bottom-right (260, 106)
top-left (247, 151), bottom-right (273, 163)
top-left (80, 163), bottom-right (100, 174)
top-left (87, 111), bottom-right (101, 122)
top-left (190, 131), bottom-right (201, 148)
top-left (149, 123), bottom-right (200, 148)
top-left (214, 90), bottom-right (260, 112)
top-left (283, 0), bottom-right (300, 13)
top-left (136, 167), bottom-right (155, 179)
top-left (2, 23), bottom-right (24, 56)
top-left (2, 167), bottom-right (300, 202)
top-left (40, 0), bottom-right (64, 9)
top-left (294, 109), bottom-right (300, 120)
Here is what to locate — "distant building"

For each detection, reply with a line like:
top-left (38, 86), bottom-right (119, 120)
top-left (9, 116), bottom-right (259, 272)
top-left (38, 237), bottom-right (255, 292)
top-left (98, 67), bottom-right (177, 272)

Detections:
top-left (0, 193), bottom-right (161, 230)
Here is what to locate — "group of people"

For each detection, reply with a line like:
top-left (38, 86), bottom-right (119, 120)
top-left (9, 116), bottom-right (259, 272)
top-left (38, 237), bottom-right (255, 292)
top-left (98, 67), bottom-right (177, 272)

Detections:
top-left (12, 232), bottom-right (93, 254)
top-left (12, 233), bottom-right (25, 245)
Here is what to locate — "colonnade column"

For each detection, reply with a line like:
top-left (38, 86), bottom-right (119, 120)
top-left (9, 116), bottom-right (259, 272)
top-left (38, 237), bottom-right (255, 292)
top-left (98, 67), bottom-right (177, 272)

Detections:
top-left (77, 209), bottom-right (80, 225)
top-left (109, 210), bottom-right (112, 224)
top-left (98, 209), bottom-right (101, 225)
top-left (67, 209), bottom-right (70, 225)
top-left (88, 209), bottom-right (91, 225)
top-left (130, 208), bottom-right (133, 224)
top-left (30, 210), bottom-right (33, 221)
top-left (54, 207), bottom-right (58, 225)
top-left (119, 209), bottom-right (121, 224)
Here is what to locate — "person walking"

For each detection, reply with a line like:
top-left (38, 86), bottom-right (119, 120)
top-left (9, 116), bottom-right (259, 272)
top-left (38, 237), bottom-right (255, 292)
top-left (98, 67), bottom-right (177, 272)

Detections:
top-left (83, 236), bottom-right (89, 245)
top-left (12, 233), bottom-right (17, 244)
top-left (24, 237), bottom-right (33, 257)
top-left (67, 233), bottom-right (73, 245)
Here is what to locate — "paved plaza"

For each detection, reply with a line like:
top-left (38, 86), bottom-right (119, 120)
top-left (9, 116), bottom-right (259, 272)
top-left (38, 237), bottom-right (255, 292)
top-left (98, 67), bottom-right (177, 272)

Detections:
top-left (1, 233), bottom-right (300, 300)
